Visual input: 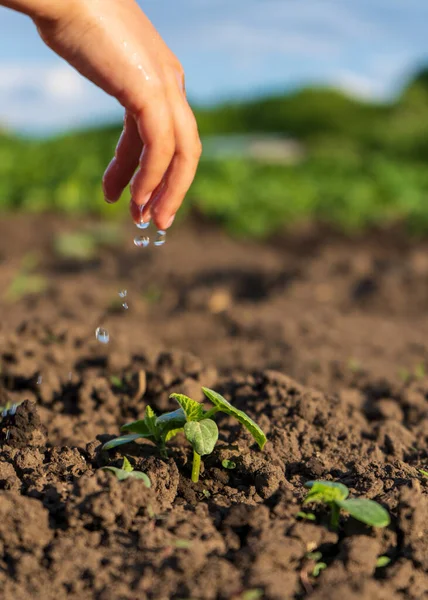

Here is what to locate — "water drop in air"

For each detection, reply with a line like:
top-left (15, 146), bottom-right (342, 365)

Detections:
top-left (122, 302), bottom-right (129, 310)
top-left (37, 375), bottom-right (43, 385)
top-left (134, 236), bottom-right (150, 248)
top-left (136, 220), bottom-right (150, 230)
top-left (95, 327), bottom-right (110, 344)
top-left (118, 290), bottom-right (127, 298)
top-left (154, 230), bottom-right (166, 247)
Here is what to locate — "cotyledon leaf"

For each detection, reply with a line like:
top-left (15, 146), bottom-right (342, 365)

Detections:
top-left (102, 433), bottom-right (141, 451)
top-left (122, 457), bottom-right (133, 472)
top-left (121, 419), bottom-right (152, 436)
top-left (101, 466), bottom-right (151, 487)
top-left (184, 419), bottom-right (219, 456)
top-left (337, 498), bottom-right (390, 528)
top-left (202, 387), bottom-right (266, 449)
top-left (144, 405), bottom-right (159, 438)
top-left (170, 393), bottom-right (205, 422)
top-left (304, 480), bottom-right (349, 504)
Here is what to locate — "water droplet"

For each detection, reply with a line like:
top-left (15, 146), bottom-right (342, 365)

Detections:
top-left (37, 375), bottom-right (43, 385)
top-left (136, 220), bottom-right (150, 230)
top-left (10, 404), bottom-right (17, 416)
top-left (118, 289), bottom-right (127, 298)
top-left (95, 327), bottom-right (110, 344)
top-left (154, 230), bottom-right (166, 247)
top-left (1, 409), bottom-right (7, 418)
top-left (122, 302), bottom-right (129, 310)
top-left (134, 236), bottom-right (150, 248)
top-left (5, 430), bottom-right (10, 440)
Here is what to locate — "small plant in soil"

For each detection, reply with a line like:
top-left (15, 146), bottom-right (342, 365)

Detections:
top-left (101, 456), bottom-right (151, 487)
top-left (103, 387), bottom-right (266, 483)
top-left (303, 480), bottom-right (390, 530)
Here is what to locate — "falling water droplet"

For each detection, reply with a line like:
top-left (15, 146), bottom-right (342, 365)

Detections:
top-left (10, 404), bottom-right (17, 416)
top-left (118, 289), bottom-right (127, 298)
top-left (154, 230), bottom-right (166, 247)
top-left (95, 327), bottom-right (110, 344)
top-left (134, 236), bottom-right (150, 248)
top-left (37, 375), bottom-right (43, 385)
top-left (122, 302), bottom-right (129, 310)
top-left (1, 409), bottom-right (7, 417)
top-left (136, 220), bottom-right (150, 230)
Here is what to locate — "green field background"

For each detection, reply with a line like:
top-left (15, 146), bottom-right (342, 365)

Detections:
top-left (1, 68), bottom-right (428, 238)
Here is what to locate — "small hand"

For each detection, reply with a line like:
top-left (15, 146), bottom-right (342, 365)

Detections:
top-left (34, 0), bottom-right (202, 229)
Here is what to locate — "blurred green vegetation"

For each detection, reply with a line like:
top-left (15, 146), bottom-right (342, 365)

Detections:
top-left (1, 67), bottom-right (428, 238)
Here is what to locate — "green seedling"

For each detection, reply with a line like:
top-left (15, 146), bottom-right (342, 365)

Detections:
top-left (102, 405), bottom-right (183, 458)
top-left (419, 469), bottom-right (428, 478)
top-left (297, 511), bottom-right (316, 521)
top-left (222, 459), bottom-right (237, 469)
top-left (103, 387), bottom-right (266, 483)
top-left (109, 375), bottom-right (124, 388)
top-left (101, 456), bottom-right (151, 487)
top-left (303, 480), bottom-right (390, 530)
top-left (376, 556), bottom-right (391, 568)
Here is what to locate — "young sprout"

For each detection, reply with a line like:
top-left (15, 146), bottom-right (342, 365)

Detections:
top-left (102, 405), bottom-right (185, 458)
top-left (170, 387), bottom-right (266, 483)
top-left (303, 480), bottom-right (390, 530)
top-left (102, 387), bottom-right (267, 483)
top-left (101, 456), bottom-right (151, 487)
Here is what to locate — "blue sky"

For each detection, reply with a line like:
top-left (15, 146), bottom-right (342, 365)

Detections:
top-left (0, 0), bottom-right (427, 134)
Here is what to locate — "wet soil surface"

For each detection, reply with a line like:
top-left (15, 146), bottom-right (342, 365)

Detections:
top-left (0, 215), bottom-right (427, 599)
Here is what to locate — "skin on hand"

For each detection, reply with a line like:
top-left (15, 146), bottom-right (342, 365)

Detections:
top-left (27, 0), bottom-right (202, 229)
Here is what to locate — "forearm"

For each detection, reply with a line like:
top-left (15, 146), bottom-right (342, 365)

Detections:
top-left (0, 0), bottom-right (68, 20)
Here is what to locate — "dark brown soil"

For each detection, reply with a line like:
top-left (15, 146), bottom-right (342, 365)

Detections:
top-left (0, 215), bottom-right (427, 599)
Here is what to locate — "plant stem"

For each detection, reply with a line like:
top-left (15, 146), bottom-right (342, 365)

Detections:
top-left (330, 503), bottom-right (340, 531)
top-left (191, 450), bottom-right (201, 483)
top-left (203, 407), bottom-right (220, 420)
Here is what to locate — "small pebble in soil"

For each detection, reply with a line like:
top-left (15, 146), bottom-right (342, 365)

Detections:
top-left (154, 230), bottom-right (166, 246)
top-left (118, 290), bottom-right (127, 298)
top-left (95, 327), bottom-right (110, 344)
top-left (134, 236), bottom-right (150, 248)
top-left (37, 375), bottom-right (43, 385)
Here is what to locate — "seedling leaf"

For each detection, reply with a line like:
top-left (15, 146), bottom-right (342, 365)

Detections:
top-left (337, 498), bottom-right (390, 528)
top-left (297, 511), bottom-right (316, 521)
top-left (184, 419), bottom-right (218, 455)
top-left (156, 407), bottom-right (187, 429)
top-left (121, 419), bottom-right (152, 436)
top-left (170, 393), bottom-right (205, 421)
top-left (376, 556), bottom-right (391, 568)
top-left (202, 387), bottom-right (266, 449)
top-left (222, 459), bottom-right (236, 469)
top-left (304, 480), bottom-right (349, 504)
top-left (164, 427), bottom-right (184, 442)
top-left (312, 562), bottom-right (327, 577)
top-left (102, 433), bottom-right (141, 451)
top-left (122, 457), bottom-right (133, 472)
top-left (101, 465), bottom-right (151, 487)
top-left (144, 405), bottom-right (158, 437)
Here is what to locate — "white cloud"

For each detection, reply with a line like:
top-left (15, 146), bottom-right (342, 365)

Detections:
top-left (0, 61), bottom-right (120, 133)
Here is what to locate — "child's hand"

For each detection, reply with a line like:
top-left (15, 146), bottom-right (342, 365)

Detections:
top-left (27, 0), bottom-right (202, 229)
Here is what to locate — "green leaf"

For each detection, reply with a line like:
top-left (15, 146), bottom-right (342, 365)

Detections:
top-left (376, 556), bottom-right (391, 568)
top-left (202, 387), bottom-right (266, 449)
top-left (102, 433), bottom-right (141, 451)
top-left (121, 419), bottom-right (152, 436)
top-left (144, 405), bottom-right (159, 437)
top-left (101, 466), bottom-right (151, 487)
top-left (170, 393), bottom-right (205, 422)
top-left (337, 498), bottom-right (390, 528)
top-left (222, 459), bottom-right (236, 469)
top-left (419, 469), bottom-right (428, 477)
top-left (156, 407), bottom-right (187, 432)
top-left (184, 419), bottom-right (218, 455)
top-left (304, 480), bottom-right (349, 504)
top-left (164, 427), bottom-right (184, 442)
top-left (312, 562), bottom-right (327, 578)
top-left (297, 511), bottom-right (316, 521)
top-left (122, 457), bottom-right (133, 472)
